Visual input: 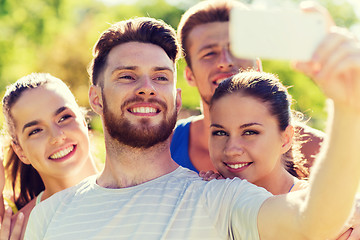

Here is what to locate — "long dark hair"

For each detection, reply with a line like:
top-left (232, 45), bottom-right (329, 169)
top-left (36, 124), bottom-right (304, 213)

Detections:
top-left (210, 70), bottom-right (309, 179)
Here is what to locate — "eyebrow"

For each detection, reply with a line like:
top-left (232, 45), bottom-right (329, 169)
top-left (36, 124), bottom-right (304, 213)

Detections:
top-left (111, 66), bottom-right (137, 75)
top-left (22, 106), bottom-right (68, 133)
top-left (210, 122), bottom-right (262, 129)
top-left (111, 66), bottom-right (174, 75)
top-left (22, 120), bottom-right (39, 133)
top-left (198, 44), bottom-right (218, 54)
top-left (153, 66), bottom-right (174, 72)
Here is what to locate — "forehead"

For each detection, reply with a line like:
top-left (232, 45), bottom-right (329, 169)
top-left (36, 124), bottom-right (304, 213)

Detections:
top-left (187, 22), bottom-right (229, 53)
top-left (105, 42), bottom-right (175, 73)
top-left (211, 94), bottom-right (273, 122)
top-left (11, 85), bottom-right (78, 129)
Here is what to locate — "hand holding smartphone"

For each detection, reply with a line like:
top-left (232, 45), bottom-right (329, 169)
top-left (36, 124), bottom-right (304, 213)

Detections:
top-left (229, 7), bottom-right (327, 61)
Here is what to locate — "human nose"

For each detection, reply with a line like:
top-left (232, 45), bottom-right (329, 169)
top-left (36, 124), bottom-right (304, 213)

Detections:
top-left (136, 76), bottom-right (156, 97)
top-left (217, 49), bottom-right (234, 70)
top-left (224, 137), bottom-right (244, 157)
top-left (50, 125), bottom-right (66, 145)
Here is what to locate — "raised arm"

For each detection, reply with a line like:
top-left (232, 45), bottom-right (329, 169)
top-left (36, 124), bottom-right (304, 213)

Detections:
top-left (258, 7), bottom-right (360, 240)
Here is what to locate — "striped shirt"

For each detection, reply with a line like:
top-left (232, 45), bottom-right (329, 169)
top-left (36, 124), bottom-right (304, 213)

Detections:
top-left (24, 167), bottom-right (271, 240)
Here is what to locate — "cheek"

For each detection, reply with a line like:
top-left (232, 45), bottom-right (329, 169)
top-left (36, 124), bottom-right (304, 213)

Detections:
top-left (75, 123), bottom-right (89, 139)
top-left (209, 138), bottom-right (224, 163)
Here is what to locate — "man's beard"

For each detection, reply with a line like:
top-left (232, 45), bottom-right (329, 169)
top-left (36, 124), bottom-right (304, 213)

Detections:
top-left (102, 95), bottom-right (177, 149)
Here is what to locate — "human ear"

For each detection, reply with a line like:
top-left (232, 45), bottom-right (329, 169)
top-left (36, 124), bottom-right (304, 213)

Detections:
top-left (11, 142), bottom-right (30, 165)
top-left (184, 66), bottom-right (197, 87)
top-left (176, 88), bottom-right (182, 114)
top-left (89, 85), bottom-right (103, 116)
top-left (280, 125), bottom-right (294, 154)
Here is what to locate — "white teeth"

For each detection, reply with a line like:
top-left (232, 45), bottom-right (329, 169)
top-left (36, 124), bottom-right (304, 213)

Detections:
top-left (131, 107), bottom-right (157, 113)
top-left (227, 162), bottom-right (250, 169)
top-left (50, 146), bottom-right (74, 159)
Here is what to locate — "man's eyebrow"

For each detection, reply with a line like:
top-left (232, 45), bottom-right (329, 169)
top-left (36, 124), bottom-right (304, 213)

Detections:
top-left (153, 66), bottom-right (174, 72)
top-left (197, 44), bottom-right (217, 54)
top-left (22, 106), bottom-right (68, 133)
top-left (111, 66), bottom-right (173, 74)
top-left (111, 66), bottom-right (137, 74)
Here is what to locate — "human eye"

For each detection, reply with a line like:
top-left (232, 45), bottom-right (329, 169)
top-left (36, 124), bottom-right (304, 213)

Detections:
top-left (120, 75), bottom-right (133, 79)
top-left (28, 128), bottom-right (42, 137)
top-left (58, 114), bottom-right (73, 123)
top-left (202, 50), bottom-right (216, 59)
top-left (154, 76), bottom-right (168, 82)
top-left (118, 75), bottom-right (135, 81)
top-left (211, 130), bottom-right (228, 137)
top-left (115, 71), bottom-right (136, 82)
top-left (242, 130), bottom-right (259, 136)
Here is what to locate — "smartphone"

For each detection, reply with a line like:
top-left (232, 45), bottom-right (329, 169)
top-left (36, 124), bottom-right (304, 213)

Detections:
top-left (229, 7), bottom-right (327, 61)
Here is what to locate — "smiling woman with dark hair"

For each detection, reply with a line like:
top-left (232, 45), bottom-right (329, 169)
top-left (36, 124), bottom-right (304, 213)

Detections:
top-left (0, 73), bottom-right (98, 239)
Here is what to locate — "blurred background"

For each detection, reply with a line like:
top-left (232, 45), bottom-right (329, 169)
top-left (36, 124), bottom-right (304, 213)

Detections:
top-left (0, 0), bottom-right (359, 159)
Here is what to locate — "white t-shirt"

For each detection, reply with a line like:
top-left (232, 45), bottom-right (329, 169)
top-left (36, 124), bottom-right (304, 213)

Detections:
top-left (24, 167), bottom-right (271, 240)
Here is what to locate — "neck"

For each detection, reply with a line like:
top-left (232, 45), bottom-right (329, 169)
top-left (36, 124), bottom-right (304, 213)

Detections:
top-left (253, 166), bottom-right (297, 195)
top-left (97, 135), bottom-right (178, 188)
top-left (42, 155), bottom-right (98, 200)
top-left (197, 100), bottom-right (212, 148)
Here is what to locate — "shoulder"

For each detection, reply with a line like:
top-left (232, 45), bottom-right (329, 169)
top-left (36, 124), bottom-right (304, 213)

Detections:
top-left (174, 116), bottom-right (194, 129)
top-left (24, 175), bottom-right (98, 238)
top-left (175, 115), bottom-right (203, 129)
top-left (33, 175), bottom-right (97, 212)
top-left (12, 198), bottom-right (36, 220)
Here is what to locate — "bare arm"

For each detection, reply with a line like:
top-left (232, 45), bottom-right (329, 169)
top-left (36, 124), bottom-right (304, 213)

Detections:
top-left (258, 5), bottom-right (360, 240)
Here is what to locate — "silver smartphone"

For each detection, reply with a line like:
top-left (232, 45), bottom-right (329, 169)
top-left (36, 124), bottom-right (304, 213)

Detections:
top-left (229, 7), bottom-right (327, 61)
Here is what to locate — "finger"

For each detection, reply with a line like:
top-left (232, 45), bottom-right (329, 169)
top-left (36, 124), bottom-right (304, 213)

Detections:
top-left (204, 171), bottom-right (215, 179)
top-left (208, 173), bottom-right (220, 180)
top-left (315, 41), bottom-right (357, 81)
top-left (9, 212), bottom-right (24, 240)
top-left (313, 28), bottom-right (350, 70)
top-left (199, 171), bottom-right (205, 178)
top-left (0, 208), bottom-right (13, 240)
top-left (293, 61), bottom-right (319, 79)
top-left (300, 1), bottom-right (335, 28)
top-left (317, 29), bottom-right (357, 70)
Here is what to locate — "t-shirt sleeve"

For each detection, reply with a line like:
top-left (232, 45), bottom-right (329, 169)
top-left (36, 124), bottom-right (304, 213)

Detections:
top-left (24, 190), bottom-right (64, 240)
top-left (202, 178), bottom-right (272, 239)
top-left (24, 204), bottom-right (47, 240)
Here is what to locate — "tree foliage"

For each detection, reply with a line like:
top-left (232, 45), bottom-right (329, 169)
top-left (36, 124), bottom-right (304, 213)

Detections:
top-left (0, 0), bottom-right (358, 131)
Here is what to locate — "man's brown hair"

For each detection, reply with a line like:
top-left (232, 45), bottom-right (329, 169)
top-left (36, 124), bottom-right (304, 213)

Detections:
top-left (177, 0), bottom-right (247, 68)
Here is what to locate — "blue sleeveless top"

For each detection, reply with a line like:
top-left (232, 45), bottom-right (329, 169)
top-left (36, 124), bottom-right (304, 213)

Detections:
top-left (170, 117), bottom-right (198, 173)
